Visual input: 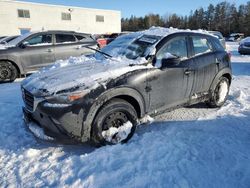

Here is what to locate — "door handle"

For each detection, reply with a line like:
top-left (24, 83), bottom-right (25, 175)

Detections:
top-left (76, 45), bottom-right (82, 50)
top-left (184, 70), bottom-right (193, 75)
top-left (46, 49), bottom-right (53, 53)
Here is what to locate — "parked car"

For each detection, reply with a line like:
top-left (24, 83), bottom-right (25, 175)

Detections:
top-left (96, 32), bottom-right (129, 48)
top-left (208, 31), bottom-right (226, 48)
top-left (238, 37), bottom-right (250, 55)
top-left (0, 30), bottom-right (97, 82)
top-left (0, 35), bottom-right (20, 45)
top-left (228, 33), bottom-right (244, 42)
top-left (22, 27), bottom-right (232, 146)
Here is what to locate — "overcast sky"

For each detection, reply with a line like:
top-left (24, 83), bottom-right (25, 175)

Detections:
top-left (23, 0), bottom-right (248, 18)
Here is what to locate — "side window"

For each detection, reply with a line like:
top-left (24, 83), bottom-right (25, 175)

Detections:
top-left (157, 36), bottom-right (188, 60)
top-left (24, 34), bottom-right (52, 46)
top-left (55, 34), bottom-right (76, 43)
top-left (75, 35), bottom-right (86, 41)
top-left (192, 36), bottom-right (212, 55)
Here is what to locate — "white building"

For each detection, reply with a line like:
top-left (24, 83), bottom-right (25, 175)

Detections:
top-left (0, 0), bottom-right (121, 36)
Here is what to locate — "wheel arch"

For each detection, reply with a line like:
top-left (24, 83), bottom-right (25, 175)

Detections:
top-left (0, 59), bottom-right (22, 76)
top-left (81, 87), bottom-right (146, 141)
top-left (209, 67), bottom-right (232, 92)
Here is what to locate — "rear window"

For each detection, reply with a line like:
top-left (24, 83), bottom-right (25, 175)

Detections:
top-left (55, 34), bottom-right (76, 43)
top-left (192, 36), bottom-right (213, 55)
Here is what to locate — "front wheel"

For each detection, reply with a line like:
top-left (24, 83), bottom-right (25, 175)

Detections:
top-left (91, 99), bottom-right (138, 146)
top-left (0, 61), bottom-right (18, 83)
top-left (207, 77), bottom-right (230, 108)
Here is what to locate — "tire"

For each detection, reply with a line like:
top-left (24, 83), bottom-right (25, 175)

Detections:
top-left (91, 98), bottom-right (138, 146)
top-left (0, 61), bottom-right (18, 83)
top-left (207, 77), bottom-right (230, 108)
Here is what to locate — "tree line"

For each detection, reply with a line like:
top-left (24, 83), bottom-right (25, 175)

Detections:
top-left (121, 1), bottom-right (250, 37)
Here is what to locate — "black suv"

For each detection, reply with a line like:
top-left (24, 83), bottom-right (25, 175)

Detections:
top-left (0, 30), bottom-right (97, 82)
top-left (22, 27), bottom-right (232, 146)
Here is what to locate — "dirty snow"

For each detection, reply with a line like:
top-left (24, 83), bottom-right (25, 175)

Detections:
top-left (0, 42), bottom-right (250, 187)
top-left (102, 121), bottom-right (133, 144)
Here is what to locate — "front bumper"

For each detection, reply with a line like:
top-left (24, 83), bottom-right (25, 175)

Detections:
top-left (23, 106), bottom-right (70, 140)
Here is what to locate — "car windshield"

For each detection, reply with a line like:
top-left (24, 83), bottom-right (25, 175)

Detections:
top-left (7, 32), bottom-right (33, 46)
top-left (96, 33), bottom-right (161, 60)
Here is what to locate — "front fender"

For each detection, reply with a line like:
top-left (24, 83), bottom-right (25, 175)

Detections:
top-left (81, 86), bottom-right (146, 142)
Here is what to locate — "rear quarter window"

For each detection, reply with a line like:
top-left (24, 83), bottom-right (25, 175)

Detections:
top-left (211, 37), bottom-right (225, 51)
top-left (75, 35), bottom-right (86, 41)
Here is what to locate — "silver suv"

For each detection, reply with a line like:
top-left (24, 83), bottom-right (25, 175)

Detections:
top-left (0, 30), bottom-right (97, 82)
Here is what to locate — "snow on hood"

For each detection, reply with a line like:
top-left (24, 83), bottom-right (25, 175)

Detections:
top-left (22, 55), bottom-right (151, 96)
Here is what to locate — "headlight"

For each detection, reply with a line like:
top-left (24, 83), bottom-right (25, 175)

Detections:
top-left (67, 91), bottom-right (89, 102)
top-left (46, 90), bottom-right (89, 103)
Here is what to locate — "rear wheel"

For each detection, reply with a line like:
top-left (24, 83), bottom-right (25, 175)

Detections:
top-left (207, 77), bottom-right (230, 108)
top-left (91, 99), bottom-right (138, 146)
top-left (0, 61), bottom-right (18, 83)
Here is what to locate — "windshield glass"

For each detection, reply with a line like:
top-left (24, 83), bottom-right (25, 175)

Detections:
top-left (7, 32), bottom-right (32, 46)
top-left (96, 33), bottom-right (161, 60)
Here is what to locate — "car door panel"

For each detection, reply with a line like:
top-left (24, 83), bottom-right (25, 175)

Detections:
top-left (18, 34), bottom-right (55, 72)
top-left (189, 53), bottom-right (217, 95)
top-left (189, 36), bottom-right (217, 95)
top-left (147, 35), bottom-right (194, 114)
top-left (54, 34), bottom-right (95, 61)
top-left (147, 59), bottom-right (192, 114)
top-left (19, 45), bottom-right (55, 71)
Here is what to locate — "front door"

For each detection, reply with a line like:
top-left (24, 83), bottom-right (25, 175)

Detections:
top-left (147, 36), bottom-right (194, 114)
top-left (19, 34), bottom-right (55, 72)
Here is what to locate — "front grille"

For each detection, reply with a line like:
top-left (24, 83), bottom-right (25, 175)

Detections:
top-left (23, 89), bottom-right (34, 112)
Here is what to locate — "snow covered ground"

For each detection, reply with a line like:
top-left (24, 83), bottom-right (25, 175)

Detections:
top-left (0, 42), bottom-right (250, 187)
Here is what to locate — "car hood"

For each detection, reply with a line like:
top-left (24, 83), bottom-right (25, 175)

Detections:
top-left (22, 55), bottom-right (152, 96)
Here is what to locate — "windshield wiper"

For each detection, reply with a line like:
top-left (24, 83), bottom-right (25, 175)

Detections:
top-left (83, 46), bottom-right (113, 59)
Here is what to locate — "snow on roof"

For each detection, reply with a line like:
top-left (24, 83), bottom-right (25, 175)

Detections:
top-left (140, 26), bottom-right (211, 37)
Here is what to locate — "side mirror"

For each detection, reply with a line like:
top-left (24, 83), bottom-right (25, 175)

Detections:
top-left (161, 56), bottom-right (181, 68)
top-left (19, 41), bottom-right (29, 49)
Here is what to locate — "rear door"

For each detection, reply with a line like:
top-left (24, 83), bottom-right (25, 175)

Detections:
top-left (18, 33), bottom-right (55, 72)
top-left (54, 33), bottom-right (95, 61)
top-left (189, 35), bottom-right (217, 95)
top-left (54, 33), bottom-right (78, 60)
